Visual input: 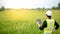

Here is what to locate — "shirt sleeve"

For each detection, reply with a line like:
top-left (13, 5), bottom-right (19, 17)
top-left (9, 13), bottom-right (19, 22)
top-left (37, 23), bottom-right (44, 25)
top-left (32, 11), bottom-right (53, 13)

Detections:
top-left (39, 20), bottom-right (47, 30)
top-left (55, 21), bottom-right (59, 30)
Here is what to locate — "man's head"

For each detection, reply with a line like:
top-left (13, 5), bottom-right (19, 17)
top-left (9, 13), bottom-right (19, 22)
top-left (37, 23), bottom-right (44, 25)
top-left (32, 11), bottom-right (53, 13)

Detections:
top-left (46, 10), bottom-right (52, 19)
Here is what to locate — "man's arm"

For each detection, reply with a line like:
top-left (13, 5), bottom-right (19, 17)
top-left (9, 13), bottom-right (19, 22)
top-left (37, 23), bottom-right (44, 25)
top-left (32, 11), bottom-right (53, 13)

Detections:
top-left (39, 20), bottom-right (47, 30)
top-left (55, 21), bottom-right (59, 30)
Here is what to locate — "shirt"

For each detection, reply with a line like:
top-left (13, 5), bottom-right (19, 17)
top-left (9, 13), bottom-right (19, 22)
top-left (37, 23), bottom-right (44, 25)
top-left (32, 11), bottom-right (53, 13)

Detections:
top-left (39, 20), bottom-right (59, 30)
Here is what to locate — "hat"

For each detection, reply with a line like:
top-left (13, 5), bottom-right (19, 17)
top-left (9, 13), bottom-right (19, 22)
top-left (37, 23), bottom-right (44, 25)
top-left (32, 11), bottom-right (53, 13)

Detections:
top-left (46, 10), bottom-right (52, 16)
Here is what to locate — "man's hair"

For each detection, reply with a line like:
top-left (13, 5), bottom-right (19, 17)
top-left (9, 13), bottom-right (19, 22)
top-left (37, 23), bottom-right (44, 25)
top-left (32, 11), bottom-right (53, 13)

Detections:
top-left (46, 14), bottom-right (51, 19)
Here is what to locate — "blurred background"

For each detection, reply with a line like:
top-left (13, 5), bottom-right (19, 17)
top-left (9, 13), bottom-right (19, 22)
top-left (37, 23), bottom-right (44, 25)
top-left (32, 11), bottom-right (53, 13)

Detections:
top-left (0, 0), bottom-right (60, 34)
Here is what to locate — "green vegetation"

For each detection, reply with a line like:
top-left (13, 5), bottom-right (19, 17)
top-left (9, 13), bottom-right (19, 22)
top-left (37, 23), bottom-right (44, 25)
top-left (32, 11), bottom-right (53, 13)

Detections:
top-left (52, 3), bottom-right (60, 10)
top-left (0, 6), bottom-right (5, 11)
top-left (0, 10), bottom-right (60, 34)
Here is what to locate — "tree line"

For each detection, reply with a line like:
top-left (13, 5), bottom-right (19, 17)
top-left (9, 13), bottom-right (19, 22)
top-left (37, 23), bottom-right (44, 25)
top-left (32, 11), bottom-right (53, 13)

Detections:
top-left (52, 3), bottom-right (60, 10)
top-left (0, 6), bottom-right (5, 11)
top-left (0, 3), bottom-right (60, 11)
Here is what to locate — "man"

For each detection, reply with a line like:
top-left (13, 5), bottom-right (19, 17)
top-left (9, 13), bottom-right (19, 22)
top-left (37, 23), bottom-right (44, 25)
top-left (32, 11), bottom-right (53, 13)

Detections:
top-left (36, 10), bottom-right (59, 34)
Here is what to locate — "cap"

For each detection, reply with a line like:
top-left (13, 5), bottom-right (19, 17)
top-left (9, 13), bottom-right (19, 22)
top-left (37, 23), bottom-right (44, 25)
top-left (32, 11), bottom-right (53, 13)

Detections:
top-left (46, 10), bottom-right (52, 16)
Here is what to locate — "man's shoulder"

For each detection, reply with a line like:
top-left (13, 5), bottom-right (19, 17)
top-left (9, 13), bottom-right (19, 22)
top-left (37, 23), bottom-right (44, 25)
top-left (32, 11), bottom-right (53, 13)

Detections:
top-left (46, 18), bottom-right (55, 21)
top-left (43, 20), bottom-right (47, 24)
top-left (43, 19), bottom-right (56, 23)
top-left (44, 20), bottom-right (47, 22)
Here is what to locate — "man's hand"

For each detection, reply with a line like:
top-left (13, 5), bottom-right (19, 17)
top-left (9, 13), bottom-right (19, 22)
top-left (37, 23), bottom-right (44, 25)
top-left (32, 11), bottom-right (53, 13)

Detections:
top-left (52, 28), bottom-right (56, 34)
top-left (36, 22), bottom-right (40, 27)
top-left (36, 18), bottom-right (41, 27)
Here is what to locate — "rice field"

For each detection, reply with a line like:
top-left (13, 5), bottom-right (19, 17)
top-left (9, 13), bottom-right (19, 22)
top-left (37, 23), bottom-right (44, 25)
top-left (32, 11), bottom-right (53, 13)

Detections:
top-left (0, 9), bottom-right (60, 34)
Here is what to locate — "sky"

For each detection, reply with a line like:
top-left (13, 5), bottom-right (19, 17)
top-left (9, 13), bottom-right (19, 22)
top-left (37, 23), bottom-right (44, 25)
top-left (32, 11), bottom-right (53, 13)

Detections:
top-left (0, 0), bottom-right (60, 9)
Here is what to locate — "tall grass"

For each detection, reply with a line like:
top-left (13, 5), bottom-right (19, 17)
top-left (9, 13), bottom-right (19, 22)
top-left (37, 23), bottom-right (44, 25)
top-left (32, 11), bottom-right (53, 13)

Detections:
top-left (0, 10), bottom-right (60, 34)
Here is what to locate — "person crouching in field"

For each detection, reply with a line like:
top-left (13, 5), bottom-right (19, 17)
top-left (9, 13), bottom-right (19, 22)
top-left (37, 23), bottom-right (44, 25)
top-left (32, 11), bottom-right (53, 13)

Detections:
top-left (36, 10), bottom-right (59, 34)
